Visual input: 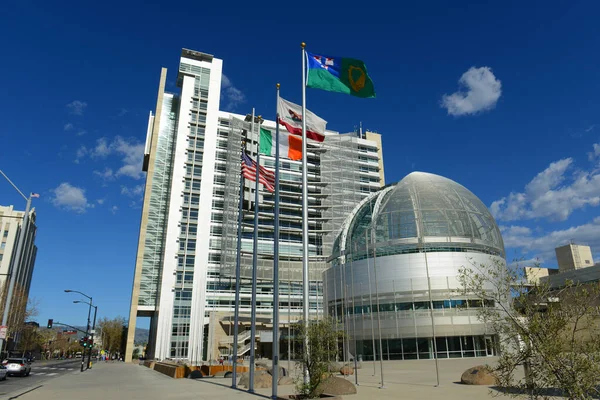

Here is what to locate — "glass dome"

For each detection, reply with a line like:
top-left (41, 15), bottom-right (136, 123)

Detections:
top-left (335, 172), bottom-right (505, 260)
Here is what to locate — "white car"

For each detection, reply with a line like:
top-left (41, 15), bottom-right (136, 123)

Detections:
top-left (4, 358), bottom-right (31, 377)
top-left (0, 365), bottom-right (7, 381)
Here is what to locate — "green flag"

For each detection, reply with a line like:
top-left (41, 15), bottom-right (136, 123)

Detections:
top-left (306, 51), bottom-right (375, 98)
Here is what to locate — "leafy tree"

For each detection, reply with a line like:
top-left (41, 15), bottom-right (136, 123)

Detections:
top-left (459, 258), bottom-right (600, 400)
top-left (97, 316), bottom-right (126, 356)
top-left (132, 347), bottom-right (140, 359)
top-left (292, 317), bottom-right (344, 399)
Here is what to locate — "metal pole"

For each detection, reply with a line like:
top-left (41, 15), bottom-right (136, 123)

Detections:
top-left (80, 298), bottom-right (91, 372)
top-left (364, 230), bottom-right (377, 375)
top-left (249, 108), bottom-right (258, 393)
top-left (350, 250), bottom-right (359, 386)
top-left (88, 305), bottom-right (97, 369)
top-left (300, 42), bottom-right (309, 385)
top-left (370, 230), bottom-right (385, 388)
top-left (231, 125), bottom-right (246, 389)
top-left (0, 193), bottom-right (31, 356)
top-left (288, 279), bottom-right (291, 372)
top-left (423, 249), bottom-right (440, 387)
top-left (272, 84), bottom-right (281, 400)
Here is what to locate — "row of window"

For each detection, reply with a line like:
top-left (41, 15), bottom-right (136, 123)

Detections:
top-left (329, 299), bottom-right (495, 316)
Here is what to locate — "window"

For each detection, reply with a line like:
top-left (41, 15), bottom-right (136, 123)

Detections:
top-left (3, 230), bottom-right (8, 238)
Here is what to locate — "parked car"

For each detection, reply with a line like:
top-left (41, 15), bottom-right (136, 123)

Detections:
top-left (4, 358), bottom-right (31, 377)
top-left (0, 365), bottom-right (7, 381)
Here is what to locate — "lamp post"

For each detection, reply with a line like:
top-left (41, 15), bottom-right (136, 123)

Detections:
top-left (65, 290), bottom-right (92, 372)
top-left (74, 300), bottom-right (97, 370)
top-left (0, 170), bottom-right (37, 358)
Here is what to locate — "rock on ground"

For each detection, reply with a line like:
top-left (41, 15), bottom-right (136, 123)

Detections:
top-left (340, 366), bottom-right (354, 376)
top-left (239, 370), bottom-right (272, 389)
top-left (317, 376), bottom-right (358, 396)
top-left (268, 366), bottom-right (287, 377)
top-left (460, 365), bottom-right (497, 385)
top-left (187, 370), bottom-right (204, 379)
top-left (278, 376), bottom-right (294, 385)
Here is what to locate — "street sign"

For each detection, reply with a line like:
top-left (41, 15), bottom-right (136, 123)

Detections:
top-left (0, 326), bottom-right (7, 339)
top-left (90, 329), bottom-right (96, 334)
top-left (63, 330), bottom-right (77, 335)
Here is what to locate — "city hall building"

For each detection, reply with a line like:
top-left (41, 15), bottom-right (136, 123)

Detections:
top-left (125, 49), bottom-right (386, 363)
top-left (324, 172), bottom-right (505, 360)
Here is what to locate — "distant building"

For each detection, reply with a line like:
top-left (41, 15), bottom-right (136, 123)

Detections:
top-left (555, 243), bottom-right (594, 272)
top-left (524, 266), bottom-right (558, 285)
top-left (0, 205), bottom-right (37, 319)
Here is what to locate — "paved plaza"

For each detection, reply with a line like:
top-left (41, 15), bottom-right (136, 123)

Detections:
top-left (4, 356), bottom-right (529, 400)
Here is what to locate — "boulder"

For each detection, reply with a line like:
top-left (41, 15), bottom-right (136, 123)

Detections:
top-left (327, 362), bottom-right (343, 372)
top-left (268, 366), bottom-right (287, 377)
top-left (188, 370), bottom-right (204, 379)
top-left (239, 370), bottom-right (272, 389)
top-left (461, 365), bottom-right (497, 385)
top-left (340, 366), bottom-right (354, 376)
top-left (278, 376), bottom-right (294, 386)
top-left (213, 370), bottom-right (232, 378)
top-left (316, 376), bottom-right (358, 396)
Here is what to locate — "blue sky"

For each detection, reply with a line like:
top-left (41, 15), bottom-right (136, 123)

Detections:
top-left (1, 0), bottom-right (600, 327)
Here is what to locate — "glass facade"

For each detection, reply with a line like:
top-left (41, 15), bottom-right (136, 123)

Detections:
top-left (138, 94), bottom-right (177, 307)
top-left (325, 172), bottom-right (507, 361)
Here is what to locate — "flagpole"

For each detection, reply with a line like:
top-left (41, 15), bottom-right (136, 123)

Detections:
top-left (231, 136), bottom-right (246, 389)
top-left (271, 84), bottom-right (281, 400)
top-left (249, 108), bottom-right (258, 393)
top-left (300, 42), bottom-right (310, 385)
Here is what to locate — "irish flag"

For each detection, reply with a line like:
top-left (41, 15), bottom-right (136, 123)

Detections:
top-left (260, 127), bottom-right (302, 161)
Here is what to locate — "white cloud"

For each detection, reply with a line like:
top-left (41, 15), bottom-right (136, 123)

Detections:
top-left (588, 143), bottom-right (600, 161)
top-left (66, 100), bottom-right (88, 116)
top-left (97, 198), bottom-right (105, 205)
top-left (121, 184), bottom-right (144, 197)
top-left (91, 138), bottom-right (111, 158)
top-left (76, 130), bottom-right (87, 136)
top-left (491, 144), bottom-right (600, 222)
top-left (64, 123), bottom-right (74, 131)
top-left (51, 183), bottom-right (89, 213)
top-left (74, 146), bottom-right (88, 164)
top-left (221, 74), bottom-right (246, 111)
top-left (441, 67), bottom-right (502, 116)
top-left (585, 124), bottom-right (596, 133)
top-left (110, 205), bottom-right (119, 214)
top-left (500, 218), bottom-right (600, 263)
top-left (83, 136), bottom-right (144, 179)
top-left (117, 108), bottom-right (128, 117)
top-left (94, 168), bottom-right (114, 180)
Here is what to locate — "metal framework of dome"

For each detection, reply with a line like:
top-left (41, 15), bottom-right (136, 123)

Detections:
top-left (334, 171), bottom-right (505, 261)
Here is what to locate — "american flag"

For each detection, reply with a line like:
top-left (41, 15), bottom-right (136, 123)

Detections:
top-left (242, 153), bottom-right (275, 193)
top-left (30, 193), bottom-right (40, 198)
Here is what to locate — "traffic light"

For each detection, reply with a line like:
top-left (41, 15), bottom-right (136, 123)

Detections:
top-left (82, 336), bottom-right (88, 347)
top-left (47, 319), bottom-right (53, 329)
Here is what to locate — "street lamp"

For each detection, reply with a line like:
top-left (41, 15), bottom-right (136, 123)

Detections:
top-left (74, 300), bottom-right (98, 370)
top-left (0, 170), bottom-right (37, 357)
top-left (65, 290), bottom-right (93, 371)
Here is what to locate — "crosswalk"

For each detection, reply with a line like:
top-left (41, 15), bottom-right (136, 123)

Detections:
top-left (30, 367), bottom-right (75, 376)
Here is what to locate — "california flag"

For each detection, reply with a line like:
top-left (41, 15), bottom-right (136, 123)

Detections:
top-left (277, 97), bottom-right (327, 142)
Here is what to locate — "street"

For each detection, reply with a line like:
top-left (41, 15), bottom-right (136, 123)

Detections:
top-left (0, 359), bottom-right (82, 399)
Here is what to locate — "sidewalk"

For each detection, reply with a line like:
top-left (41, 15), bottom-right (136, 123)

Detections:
top-left (11, 362), bottom-right (259, 400)
top-left (12, 357), bottom-right (519, 400)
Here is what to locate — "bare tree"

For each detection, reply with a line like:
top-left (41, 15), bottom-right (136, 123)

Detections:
top-left (459, 258), bottom-right (600, 400)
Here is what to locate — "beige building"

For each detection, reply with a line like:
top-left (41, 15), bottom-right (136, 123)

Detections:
top-left (555, 243), bottom-right (594, 272)
top-left (0, 205), bottom-right (38, 326)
